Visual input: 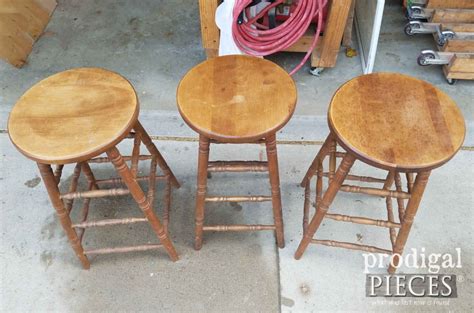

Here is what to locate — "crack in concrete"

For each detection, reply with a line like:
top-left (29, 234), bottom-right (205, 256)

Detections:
top-left (2, 130), bottom-right (472, 150)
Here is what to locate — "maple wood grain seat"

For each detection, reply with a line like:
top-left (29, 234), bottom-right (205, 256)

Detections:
top-left (8, 68), bottom-right (139, 164)
top-left (295, 73), bottom-right (465, 273)
top-left (8, 68), bottom-right (180, 268)
top-left (328, 73), bottom-right (465, 171)
top-left (177, 55), bottom-right (297, 249)
top-left (177, 55), bottom-right (296, 142)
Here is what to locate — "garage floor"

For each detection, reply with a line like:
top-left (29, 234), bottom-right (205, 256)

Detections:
top-left (0, 0), bottom-right (472, 312)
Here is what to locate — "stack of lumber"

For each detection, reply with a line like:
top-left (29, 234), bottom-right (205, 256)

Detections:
top-left (406, 0), bottom-right (474, 83)
top-left (0, 0), bottom-right (57, 68)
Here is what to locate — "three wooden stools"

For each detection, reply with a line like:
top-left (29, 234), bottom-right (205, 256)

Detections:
top-left (8, 68), bottom-right (180, 268)
top-left (177, 55), bottom-right (297, 249)
top-left (294, 73), bottom-right (465, 273)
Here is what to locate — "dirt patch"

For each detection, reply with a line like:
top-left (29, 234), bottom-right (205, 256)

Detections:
top-left (40, 250), bottom-right (54, 269)
top-left (281, 296), bottom-right (295, 307)
top-left (24, 176), bottom-right (41, 188)
top-left (230, 202), bottom-right (243, 211)
top-left (300, 283), bottom-right (311, 296)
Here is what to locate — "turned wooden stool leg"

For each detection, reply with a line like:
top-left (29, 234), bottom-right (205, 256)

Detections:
top-left (394, 172), bottom-right (407, 222)
top-left (328, 138), bottom-right (337, 183)
top-left (265, 134), bottom-right (285, 248)
top-left (388, 171), bottom-right (431, 273)
top-left (383, 171), bottom-right (397, 248)
top-left (53, 164), bottom-right (64, 184)
top-left (106, 146), bottom-right (179, 261)
top-left (406, 173), bottom-right (415, 193)
top-left (163, 177), bottom-right (172, 234)
top-left (295, 153), bottom-right (356, 260)
top-left (134, 121), bottom-right (180, 188)
top-left (65, 163), bottom-right (82, 213)
top-left (302, 134), bottom-right (333, 235)
top-left (300, 134), bottom-right (334, 187)
top-left (131, 131), bottom-right (141, 178)
top-left (303, 181), bottom-right (311, 234)
top-left (37, 163), bottom-right (90, 269)
top-left (315, 159), bottom-right (324, 212)
top-left (195, 135), bottom-right (210, 250)
top-left (81, 162), bottom-right (99, 190)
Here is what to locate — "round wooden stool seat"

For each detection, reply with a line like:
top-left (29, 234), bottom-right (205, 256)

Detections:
top-left (8, 68), bottom-right (138, 164)
top-left (328, 73), bottom-right (465, 171)
top-left (177, 55), bottom-right (297, 142)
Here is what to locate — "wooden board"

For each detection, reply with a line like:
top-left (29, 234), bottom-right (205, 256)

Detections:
top-left (443, 54), bottom-right (474, 80)
top-left (441, 23), bottom-right (474, 33)
top-left (342, 0), bottom-right (356, 47)
top-left (198, 0), bottom-right (353, 68)
top-left (427, 0), bottom-right (474, 9)
top-left (0, 0), bottom-right (56, 67)
top-left (442, 39), bottom-right (474, 52)
top-left (312, 0), bottom-right (353, 68)
top-left (430, 9), bottom-right (474, 23)
top-left (284, 28), bottom-right (318, 52)
top-left (199, 0), bottom-right (220, 58)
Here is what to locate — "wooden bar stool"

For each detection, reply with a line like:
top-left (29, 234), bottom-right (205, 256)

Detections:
top-left (8, 68), bottom-right (180, 268)
top-left (294, 73), bottom-right (465, 273)
top-left (177, 55), bottom-right (297, 250)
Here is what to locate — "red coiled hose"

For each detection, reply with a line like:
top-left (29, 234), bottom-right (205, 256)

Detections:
top-left (232, 0), bottom-right (327, 75)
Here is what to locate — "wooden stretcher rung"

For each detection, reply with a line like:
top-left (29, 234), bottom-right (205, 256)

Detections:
top-left (311, 239), bottom-right (392, 254)
top-left (88, 155), bottom-right (153, 163)
top-left (53, 165), bottom-right (64, 183)
top-left (334, 152), bottom-right (346, 158)
top-left (85, 244), bottom-right (163, 255)
top-left (73, 217), bottom-right (148, 228)
top-left (60, 188), bottom-right (130, 200)
top-left (75, 181), bottom-right (94, 241)
top-left (340, 184), bottom-right (411, 199)
top-left (205, 195), bottom-right (272, 202)
top-left (324, 213), bottom-right (401, 228)
top-left (95, 175), bottom-right (166, 184)
top-left (209, 139), bottom-right (266, 144)
top-left (322, 172), bottom-right (386, 183)
top-left (203, 224), bottom-right (276, 231)
top-left (207, 161), bottom-right (269, 172)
